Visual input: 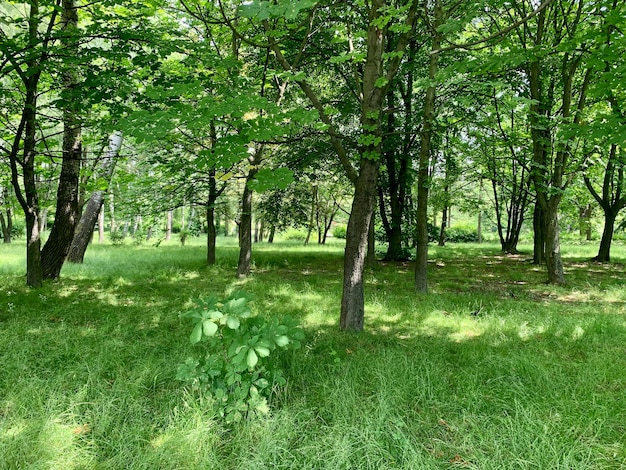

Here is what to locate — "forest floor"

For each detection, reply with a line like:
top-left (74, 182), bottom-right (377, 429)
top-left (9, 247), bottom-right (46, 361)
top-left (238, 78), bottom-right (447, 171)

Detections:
top-left (1, 237), bottom-right (625, 469)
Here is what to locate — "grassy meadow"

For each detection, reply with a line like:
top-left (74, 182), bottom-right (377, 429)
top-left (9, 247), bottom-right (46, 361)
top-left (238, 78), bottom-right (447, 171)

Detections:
top-left (1, 236), bottom-right (625, 469)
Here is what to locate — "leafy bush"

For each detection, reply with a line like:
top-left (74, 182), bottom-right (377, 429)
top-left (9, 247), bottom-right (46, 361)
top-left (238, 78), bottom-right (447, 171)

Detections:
top-left (427, 223), bottom-right (439, 243)
top-left (109, 230), bottom-right (124, 246)
top-left (332, 224), bottom-right (347, 239)
top-left (445, 225), bottom-right (478, 243)
top-left (374, 222), bottom-right (438, 245)
top-left (283, 228), bottom-right (308, 240)
top-left (177, 292), bottom-right (304, 424)
top-left (187, 219), bottom-right (204, 237)
top-left (10, 219), bottom-right (25, 239)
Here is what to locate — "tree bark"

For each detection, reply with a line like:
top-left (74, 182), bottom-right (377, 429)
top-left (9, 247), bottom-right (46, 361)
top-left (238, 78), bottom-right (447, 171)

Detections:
top-left (67, 132), bottom-right (122, 263)
top-left (22, 78), bottom-right (43, 288)
top-left (165, 210), bottom-right (173, 240)
top-left (544, 199), bottom-right (565, 284)
top-left (98, 208), bottom-right (104, 243)
top-left (532, 204), bottom-right (545, 264)
top-left (0, 188), bottom-right (10, 243)
top-left (206, 166), bottom-right (219, 265)
top-left (305, 185), bottom-right (317, 246)
top-left (438, 205), bottom-right (447, 247)
top-left (595, 209), bottom-right (617, 262)
top-left (40, 0), bottom-right (82, 279)
top-left (0, 212), bottom-right (8, 243)
top-left (237, 165), bottom-right (258, 278)
top-left (415, 1), bottom-right (442, 293)
top-left (340, 159), bottom-right (380, 331)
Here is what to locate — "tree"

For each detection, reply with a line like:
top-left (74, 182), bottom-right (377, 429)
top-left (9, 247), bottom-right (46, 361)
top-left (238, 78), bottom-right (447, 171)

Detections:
top-left (582, 0), bottom-right (626, 262)
top-left (520, 0), bottom-right (592, 283)
top-left (242, 0), bottom-right (419, 329)
top-left (67, 132), bottom-right (123, 263)
top-left (40, 0), bottom-right (82, 279)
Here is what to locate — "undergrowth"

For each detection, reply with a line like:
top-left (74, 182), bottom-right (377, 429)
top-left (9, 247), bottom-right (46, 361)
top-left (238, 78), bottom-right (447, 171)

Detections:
top-left (0, 237), bottom-right (625, 468)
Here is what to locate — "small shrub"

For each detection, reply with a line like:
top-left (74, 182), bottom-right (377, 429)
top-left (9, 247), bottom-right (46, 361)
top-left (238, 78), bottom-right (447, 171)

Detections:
top-left (332, 224), bottom-right (347, 239)
top-left (109, 230), bottom-right (124, 246)
top-left (283, 228), bottom-right (307, 241)
top-left (176, 292), bottom-right (304, 424)
top-left (10, 220), bottom-right (25, 239)
top-left (446, 225), bottom-right (478, 243)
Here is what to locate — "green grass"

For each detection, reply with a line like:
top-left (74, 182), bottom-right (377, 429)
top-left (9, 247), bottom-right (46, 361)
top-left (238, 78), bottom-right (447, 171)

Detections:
top-left (1, 236), bottom-right (626, 469)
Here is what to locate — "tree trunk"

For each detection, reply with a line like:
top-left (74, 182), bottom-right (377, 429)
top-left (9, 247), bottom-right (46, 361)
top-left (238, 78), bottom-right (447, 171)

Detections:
top-left (415, 2), bottom-right (442, 293)
top-left (237, 167), bottom-right (258, 278)
top-left (305, 185), bottom-right (317, 246)
top-left (67, 132), bottom-right (122, 263)
top-left (366, 209), bottom-right (376, 269)
top-left (0, 212), bottom-right (8, 243)
top-left (533, 203), bottom-right (545, 264)
top-left (40, 0), bottom-right (81, 280)
top-left (22, 78), bottom-right (43, 287)
top-left (544, 199), bottom-right (565, 284)
top-left (340, 158), bottom-right (379, 331)
top-left (207, 202), bottom-right (216, 264)
top-left (594, 208), bottom-right (617, 262)
top-left (207, 167), bottom-right (218, 265)
top-left (0, 188), bottom-right (9, 243)
top-left (109, 193), bottom-right (116, 233)
top-left (165, 210), bottom-right (172, 240)
top-left (438, 205), bottom-right (447, 247)
top-left (98, 208), bottom-right (104, 243)
top-left (67, 193), bottom-right (103, 262)
top-left (268, 225), bottom-right (276, 243)
top-left (39, 208), bottom-right (48, 233)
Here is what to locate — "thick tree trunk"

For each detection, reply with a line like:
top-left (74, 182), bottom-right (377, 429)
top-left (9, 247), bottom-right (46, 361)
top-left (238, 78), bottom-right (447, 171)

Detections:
top-left (25, 212), bottom-right (43, 287)
top-left (41, 0), bottom-right (81, 279)
top-left (340, 158), bottom-right (379, 331)
top-left (533, 203), bottom-right (545, 264)
top-left (67, 132), bottom-right (122, 263)
top-left (366, 210), bottom-right (376, 269)
top-left (594, 209), bottom-right (617, 262)
top-left (22, 79), bottom-right (43, 287)
top-left (67, 192), bottom-right (103, 262)
top-left (544, 199), bottom-right (565, 284)
top-left (40, 134), bottom-right (81, 277)
top-left (268, 225), bottom-right (275, 243)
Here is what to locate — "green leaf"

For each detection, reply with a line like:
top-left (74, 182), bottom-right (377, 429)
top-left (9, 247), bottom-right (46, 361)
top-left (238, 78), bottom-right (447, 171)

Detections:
top-left (202, 320), bottom-right (218, 337)
top-left (226, 315), bottom-right (240, 330)
top-left (254, 345), bottom-right (271, 357)
top-left (248, 167), bottom-right (294, 192)
top-left (247, 348), bottom-right (259, 369)
top-left (190, 322), bottom-right (203, 344)
top-left (274, 335), bottom-right (290, 347)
